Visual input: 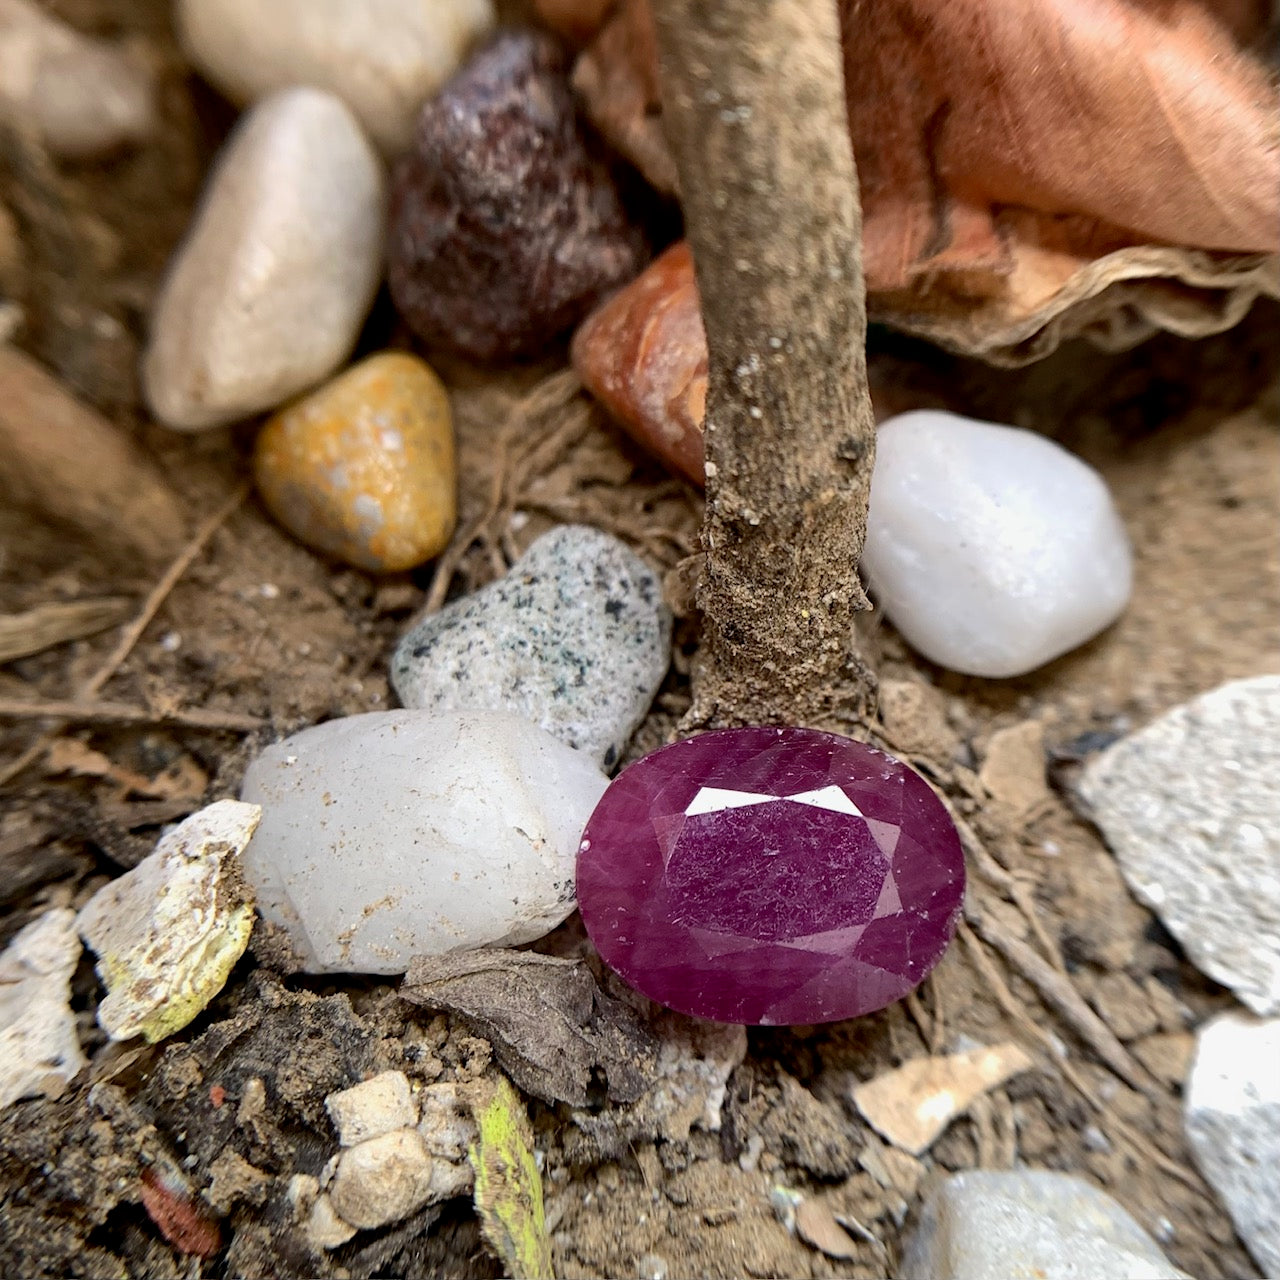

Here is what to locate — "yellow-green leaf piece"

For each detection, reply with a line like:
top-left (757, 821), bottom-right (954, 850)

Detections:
top-left (468, 1076), bottom-right (554, 1280)
top-left (77, 800), bottom-right (260, 1043)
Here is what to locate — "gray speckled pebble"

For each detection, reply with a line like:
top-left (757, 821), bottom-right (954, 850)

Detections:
top-left (901, 1170), bottom-right (1190, 1280)
top-left (391, 525), bottom-right (671, 769)
top-left (1079, 675), bottom-right (1280, 1016)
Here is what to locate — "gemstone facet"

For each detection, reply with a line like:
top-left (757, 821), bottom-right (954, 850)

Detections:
top-left (576, 727), bottom-right (965, 1025)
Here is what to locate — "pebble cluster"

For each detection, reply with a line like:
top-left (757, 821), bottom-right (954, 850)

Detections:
top-left (4, 5), bottom-right (1272, 1274)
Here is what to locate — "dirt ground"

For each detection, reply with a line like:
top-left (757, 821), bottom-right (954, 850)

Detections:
top-left (1, 2), bottom-right (1277, 1278)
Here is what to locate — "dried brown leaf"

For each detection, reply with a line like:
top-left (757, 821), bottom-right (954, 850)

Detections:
top-left (795, 1197), bottom-right (861, 1261)
top-left (574, 0), bottom-right (1280, 362)
top-left (401, 950), bottom-right (657, 1106)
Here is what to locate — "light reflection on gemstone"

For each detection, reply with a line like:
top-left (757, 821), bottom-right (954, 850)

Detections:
top-left (576, 726), bottom-right (965, 1025)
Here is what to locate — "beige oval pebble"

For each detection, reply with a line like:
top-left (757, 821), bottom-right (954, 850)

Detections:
top-left (254, 352), bottom-right (457, 572)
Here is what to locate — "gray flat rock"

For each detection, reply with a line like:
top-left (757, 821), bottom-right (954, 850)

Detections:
top-left (1185, 1011), bottom-right (1280, 1278)
top-left (392, 525), bottom-right (671, 769)
top-left (1079, 675), bottom-right (1280, 1015)
top-left (901, 1169), bottom-right (1190, 1280)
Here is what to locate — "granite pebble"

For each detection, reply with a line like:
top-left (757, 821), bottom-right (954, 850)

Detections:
top-left (392, 525), bottom-right (670, 769)
top-left (1080, 675), bottom-right (1280, 1015)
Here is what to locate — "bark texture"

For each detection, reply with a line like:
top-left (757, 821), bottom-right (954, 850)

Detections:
top-left (652, 0), bottom-right (877, 730)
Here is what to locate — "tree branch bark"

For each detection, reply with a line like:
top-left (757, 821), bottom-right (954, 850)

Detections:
top-left (652, 0), bottom-right (878, 732)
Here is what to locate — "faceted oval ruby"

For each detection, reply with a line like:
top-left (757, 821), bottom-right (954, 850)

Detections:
top-left (576, 727), bottom-right (965, 1025)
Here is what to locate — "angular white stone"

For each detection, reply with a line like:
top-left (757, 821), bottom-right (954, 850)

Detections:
top-left (177, 0), bottom-right (495, 155)
top-left (392, 526), bottom-right (671, 769)
top-left (143, 87), bottom-right (384, 431)
top-left (77, 800), bottom-right (261, 1042)
top-left (240, 709), bottom-right (609, 974)
top-left (326, 1070), bottom-right (418, 1147)
top-left (329, 1129), bottom-right (437, 1229)
top-left (864, 411), bottom-right (1132, 678)
top-left (1185, 1011), bottom-right (1280, 1277)
top-left (0, 908), bottom-right (85, 1109)
top-left (901, 1170), bottom-right (1190, 1280)
top-left (1080, 675), bottom-right (1280, 1015)
top-left (0, 0), bottom-right (155, 159)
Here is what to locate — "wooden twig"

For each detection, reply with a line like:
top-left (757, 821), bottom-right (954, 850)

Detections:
top-left (0, 696), bottom-right (263, 732)
top-left (0, 482), bottom-right (249, 786)
top-left (0, 345), bottom-right (186, 567)
top-left (967, 905), bottom-right (1151, 1093)
top-left (0, 598), bottom-right (130, 664)
top-left (653, 0), bottom-right (878, 730)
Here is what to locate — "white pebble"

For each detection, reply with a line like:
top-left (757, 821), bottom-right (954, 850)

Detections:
top-left (863, 411), bottom-right (1132, 678)
top-left (1080, 676), bottom-right (1280, 1015)
top-left (143, 87), bottom-right (384, 431)
top-left (0, 0), bottom-right (155, 159)
top-left (391, 525), bottom-right (671, 769)
top-left (0, 909), bottom-right (85, 1109)
top-left (1185, 1011), bottom-right (1280, 1278)
top-left (326, 1070), bottom-right (418, 1147)
top-left (178, 0), bottom-right (494, 155)
top-left (240, 709), bottom-right (608, 974)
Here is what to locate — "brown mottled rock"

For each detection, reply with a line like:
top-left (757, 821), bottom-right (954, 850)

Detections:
top-left (388, 29), bottom-right (646, 362)
top-left (571, 241), bottom-right (705, 484)
top-left (572, 241), bottom-right (908, 487)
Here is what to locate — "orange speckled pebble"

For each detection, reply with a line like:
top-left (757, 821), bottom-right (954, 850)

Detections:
top-left (254, 352), bottom-right (457, 572)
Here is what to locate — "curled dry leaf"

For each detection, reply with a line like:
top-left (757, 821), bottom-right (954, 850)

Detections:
top-left (573, 0), bottom-right (1280, 363)
top-left (401, 949), bottom-right (657, 1106)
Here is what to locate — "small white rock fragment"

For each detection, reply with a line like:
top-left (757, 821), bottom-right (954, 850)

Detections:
top-left (0, 908), bottom-right (85, 1109)
top-left (329, 1128), bottom-right (438, 1230)
top-left (307, 1191), bottom-right (358, 1250)
top-left (647, 1012), bottom-right (748, 1142)
top-left (143, 87), bottom-right (385, 431)
top-left (76, 800), bottom-right (260, 1042)
top-left (326, 1070), bottom-right (418, 1147)
top-left (852, 1041), bottom-right (1035, 1155)
top-left (418, 1081), bottom-right (478, 1198)
top-left (177, 0), bottom-right (495, 154)
top-left (0, 0), bottom-right (155, 159)
top-left (1184, 1010), bottom-right (1280, 1277)
top-left (863, 411), bottom-right (1132, 678)
top-left (901, 1169), bottom-right (1191, 1280)
top-left (240, 709), bottom-right (608, 974)
top-left (1080, 675), bottom-right (1280, 1015)
top-left (392, 525), bottom-right (672, 769)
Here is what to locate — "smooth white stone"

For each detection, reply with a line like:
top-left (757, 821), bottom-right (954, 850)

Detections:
top-left (901, 1170), bottom-right (1190, 1280)
top-left (1080, 675), bottom-right (1280, 1015)
top-left (864, 411), bottom-right (1132, 678)
top-left (240, 709), bottom-right (608, 974)
top-left (1185, 1011), bottom-right (1280, 1277)
top-left (0, 908), bottom-right (85, 1109)
top-left (392, 525), bottom-right (671, 769)
top-left (0, 0), bottom-right (155, 159)
top-left (143, 87), bottom-right (384, 431)
top-left (177, 0), bottom-right (494, 155)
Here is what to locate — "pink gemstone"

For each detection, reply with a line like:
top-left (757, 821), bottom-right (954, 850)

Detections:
top-left (576, 727), bottom-right (965, 1025)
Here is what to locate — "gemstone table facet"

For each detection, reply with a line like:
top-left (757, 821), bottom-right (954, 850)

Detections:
top-left (576, 727), bottom-right (966, 1025)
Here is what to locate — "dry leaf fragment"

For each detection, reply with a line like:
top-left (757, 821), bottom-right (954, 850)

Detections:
top-left (574, 0), bottom-right (1280, 361)
top-left (401, 949), bottom-right (657, 1106)
top-left (852, 1041), bottom-right (1036, 1155)
top-left (0, 597), bottom-right (130, 664)
top-left (795, 1196), bottom-right (861, 1261)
